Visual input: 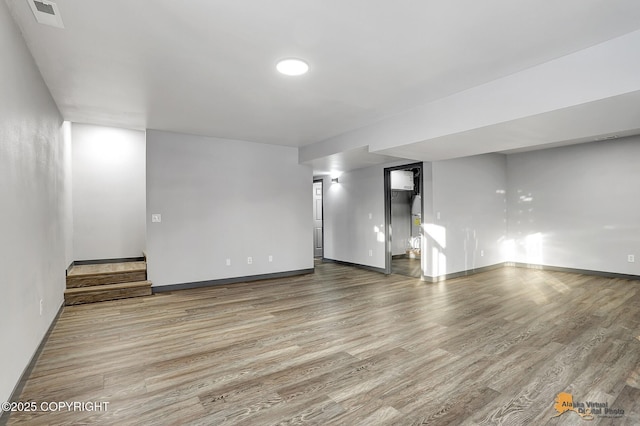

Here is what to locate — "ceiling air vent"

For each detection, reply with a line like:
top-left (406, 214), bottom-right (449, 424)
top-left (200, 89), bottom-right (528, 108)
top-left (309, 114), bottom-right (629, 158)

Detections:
top-left (27, 0), bottom-right (64, 28)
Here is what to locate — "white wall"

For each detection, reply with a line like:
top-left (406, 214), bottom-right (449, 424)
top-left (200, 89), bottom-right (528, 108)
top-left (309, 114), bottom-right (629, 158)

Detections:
top-left (71, 123), bottom-right (146, 261)
top-left (323, 160), bottom-right (417, 269)
top-left (507, 137), bottom-right (640, 275)
top-left (146, 130), bottom-right (312, 287)
top-left (323, 166), bottom-right (385, 268)
top-left (62, 121), bottom-right (74, 268)
top-left (0, 1), bottom-right (68, 406)
top-left (428, 154), bottom-right (508, 277)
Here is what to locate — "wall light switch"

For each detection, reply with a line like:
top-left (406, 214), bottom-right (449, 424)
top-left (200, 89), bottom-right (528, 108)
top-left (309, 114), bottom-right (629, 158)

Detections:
top-left (268, 255), bottom-right (273, 262)
top-left (368, 213), bottom-right (372, 220)
top-left (369, 249), bottom-right (373, 257)
top-left (226, 258), bottom-right (231, 266)
top-left (151, 214), bottom-right (162, 223)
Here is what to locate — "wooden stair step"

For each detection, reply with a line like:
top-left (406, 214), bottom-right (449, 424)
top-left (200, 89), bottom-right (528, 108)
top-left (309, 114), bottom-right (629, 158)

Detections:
top-left (64, 280), bottom-right (152, 305)
top-left (66, 261), bottom-right (147, 288)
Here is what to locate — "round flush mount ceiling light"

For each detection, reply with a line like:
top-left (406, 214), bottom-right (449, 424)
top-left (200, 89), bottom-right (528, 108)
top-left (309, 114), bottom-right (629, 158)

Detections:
top-left (276, 58), bottom-right (309, 76)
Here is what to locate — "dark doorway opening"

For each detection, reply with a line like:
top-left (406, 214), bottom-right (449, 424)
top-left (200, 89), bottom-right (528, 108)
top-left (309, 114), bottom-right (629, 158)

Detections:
top-left (313, 179), bottom-right (324, 259)
top-left (384, 163), bottom-right (424, 278)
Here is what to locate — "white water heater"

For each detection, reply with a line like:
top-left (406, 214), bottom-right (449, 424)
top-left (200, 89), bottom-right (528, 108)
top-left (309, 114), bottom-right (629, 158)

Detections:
top-left (391, 170), bottom-right (414, 191)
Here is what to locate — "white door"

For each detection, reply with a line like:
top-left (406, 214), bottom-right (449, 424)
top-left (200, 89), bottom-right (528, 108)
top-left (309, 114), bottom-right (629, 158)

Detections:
top-left (313, 181), bottom-right (323, 257)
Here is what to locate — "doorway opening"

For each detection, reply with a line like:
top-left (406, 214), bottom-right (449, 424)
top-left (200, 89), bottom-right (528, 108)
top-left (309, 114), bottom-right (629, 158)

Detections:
top-left (384, 163), bottom-right (423, 278)
top-left (313, 179), bottom-right (324, 260)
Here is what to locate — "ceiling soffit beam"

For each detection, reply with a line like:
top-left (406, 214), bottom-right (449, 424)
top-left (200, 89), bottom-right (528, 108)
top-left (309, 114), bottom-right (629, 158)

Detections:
top-left (299, 29), bottom-right (640, 164)
top-left (374, 91), bottom-right (640, 161)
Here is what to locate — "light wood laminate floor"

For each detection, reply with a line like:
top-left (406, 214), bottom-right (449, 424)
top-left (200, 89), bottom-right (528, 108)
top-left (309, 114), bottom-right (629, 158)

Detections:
top-left (391, 256), bottom-right (422, 278)
top-left (67, 261), bottom-right (147, 277)
top-left (5, 262), bottom-right (640, 425)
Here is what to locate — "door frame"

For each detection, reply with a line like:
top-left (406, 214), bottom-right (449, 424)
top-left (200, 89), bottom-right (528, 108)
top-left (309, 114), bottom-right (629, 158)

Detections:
top-left (384, 162), bottom-right (424, 275)
top-left (313, 178), bottom-right (324, 259)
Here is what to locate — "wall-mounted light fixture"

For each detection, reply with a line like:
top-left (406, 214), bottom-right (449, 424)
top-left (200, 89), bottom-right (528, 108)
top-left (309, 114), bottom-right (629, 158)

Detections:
top-left (331, 177), bottom-right (339, 183)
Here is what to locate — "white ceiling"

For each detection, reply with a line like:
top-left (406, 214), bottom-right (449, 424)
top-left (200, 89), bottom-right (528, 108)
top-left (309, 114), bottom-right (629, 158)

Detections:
top-left (6, 0), bottom-right (640, 171)
top-left (306, 146), bottom-right (401, 177)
